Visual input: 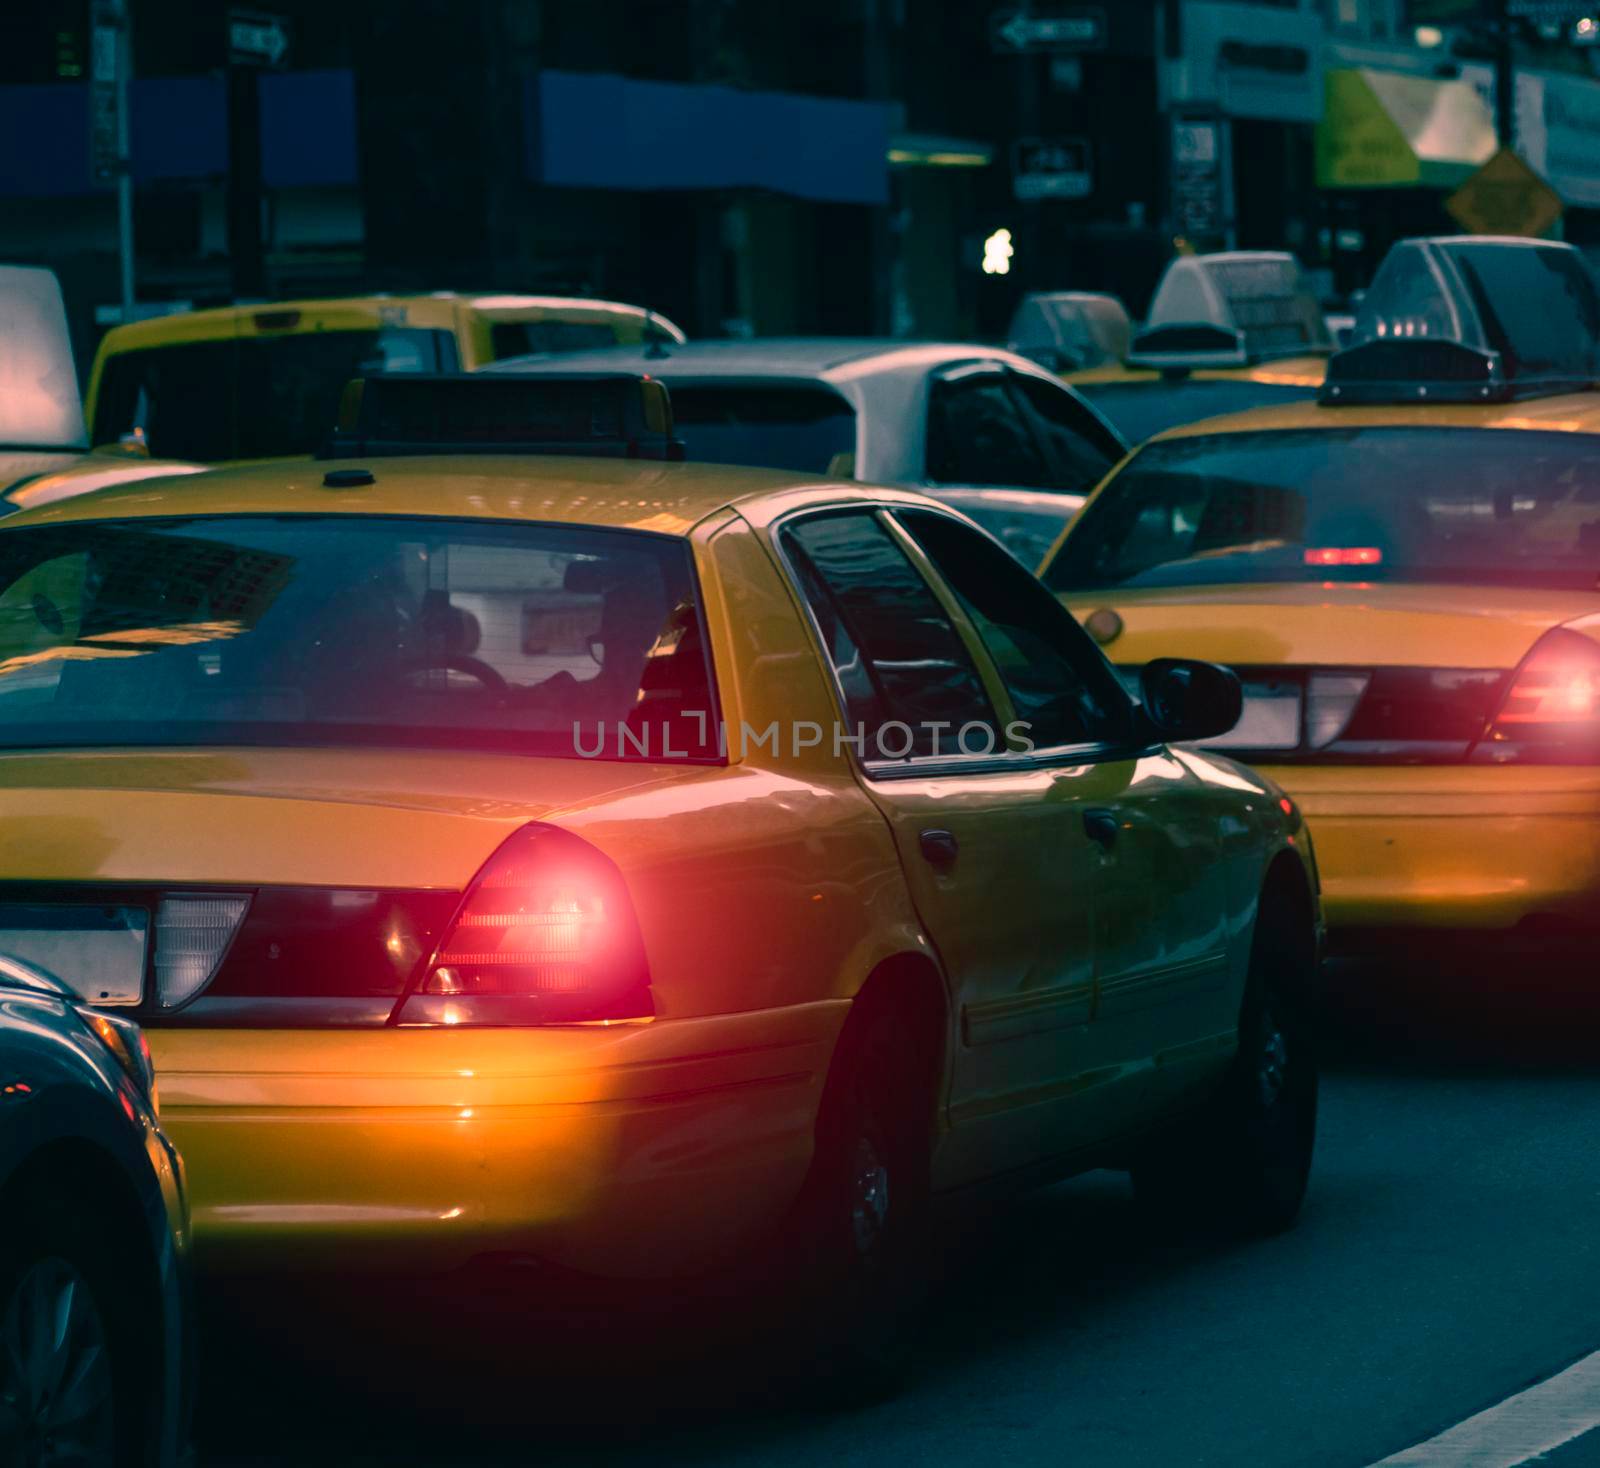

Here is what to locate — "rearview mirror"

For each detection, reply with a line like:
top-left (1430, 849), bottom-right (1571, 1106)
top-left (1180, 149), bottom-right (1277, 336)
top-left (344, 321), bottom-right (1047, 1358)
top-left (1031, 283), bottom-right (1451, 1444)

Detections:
top-left (1140, 658), bottom-right (1242, 744)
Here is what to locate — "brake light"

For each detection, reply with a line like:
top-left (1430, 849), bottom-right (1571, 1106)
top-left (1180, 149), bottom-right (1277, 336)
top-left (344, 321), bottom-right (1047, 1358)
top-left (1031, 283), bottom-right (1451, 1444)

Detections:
top-left (1304, 547), bottom-right (1382, 568)
top-left (1479, 629), bottom-right (1600, 762)
top-left (396, 825), bottom-right (652, 1025)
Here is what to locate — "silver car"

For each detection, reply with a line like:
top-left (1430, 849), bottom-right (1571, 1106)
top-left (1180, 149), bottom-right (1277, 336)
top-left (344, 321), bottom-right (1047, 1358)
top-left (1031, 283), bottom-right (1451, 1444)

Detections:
top-left (487, 338), bottom-right (1127, 516)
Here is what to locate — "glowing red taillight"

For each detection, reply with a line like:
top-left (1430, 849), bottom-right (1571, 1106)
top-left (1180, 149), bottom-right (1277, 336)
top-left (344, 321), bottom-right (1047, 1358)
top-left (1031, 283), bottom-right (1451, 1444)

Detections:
top-left (1479, 629), bottom-right (1600, 763)
top-left (397, 825), bottom-right (651, 1025)
top-left (1303, 547), bottom-right (1383, 568)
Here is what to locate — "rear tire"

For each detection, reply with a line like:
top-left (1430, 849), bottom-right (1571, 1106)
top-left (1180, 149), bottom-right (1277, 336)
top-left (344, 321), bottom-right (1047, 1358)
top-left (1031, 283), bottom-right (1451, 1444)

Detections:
top-left (1132, 900), bottom-right (1318, 1236)
top-left (787, 1005), bottom-right (934, 1398)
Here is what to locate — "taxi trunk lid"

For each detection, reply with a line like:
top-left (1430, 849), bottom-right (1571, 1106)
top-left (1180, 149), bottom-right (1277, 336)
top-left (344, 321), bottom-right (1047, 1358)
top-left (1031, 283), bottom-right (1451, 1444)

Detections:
top-left (1063, 582), bottom-right (1600, 671)
top-left (0, 747), bottom-right (678, 1021)
top-left (1064, 582), bottom-right (1600, 762)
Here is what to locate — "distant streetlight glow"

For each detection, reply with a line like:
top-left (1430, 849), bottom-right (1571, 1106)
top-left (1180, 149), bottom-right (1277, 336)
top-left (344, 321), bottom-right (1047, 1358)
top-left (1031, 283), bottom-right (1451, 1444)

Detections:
top-left (1414, 25), bottom-right (1444, 47)
top-left (982, 227), bottom-right (1014, 275)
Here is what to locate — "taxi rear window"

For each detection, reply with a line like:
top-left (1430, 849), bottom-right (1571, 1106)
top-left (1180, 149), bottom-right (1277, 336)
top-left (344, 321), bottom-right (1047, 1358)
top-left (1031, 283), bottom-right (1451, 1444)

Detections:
top-left (489, 321), bottom-right (626, 358)
top-left (1076, 380), bottom-right (1314, 443)
top-left (666, 385), bottom-right (856, 474)
top-left (92, 328), bottom-right (459, 462)
top-left (0, 515), bottom-right (719, 762)
top-left (1047, 427), bottom-right (1600, 593)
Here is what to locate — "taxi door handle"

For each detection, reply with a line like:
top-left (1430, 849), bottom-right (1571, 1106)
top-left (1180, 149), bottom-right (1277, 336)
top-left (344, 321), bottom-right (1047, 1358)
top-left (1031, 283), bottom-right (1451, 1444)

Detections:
top-left (1083, 810), bottom-right (1120, 851)
top-left (919, 828), bottom-right (959, 869)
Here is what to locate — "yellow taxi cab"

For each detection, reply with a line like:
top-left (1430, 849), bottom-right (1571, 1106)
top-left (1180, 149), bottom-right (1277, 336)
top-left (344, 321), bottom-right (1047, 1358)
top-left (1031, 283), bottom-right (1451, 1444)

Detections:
top-left (82, 292), bottom-right (687, 465)
top-left (0, 373), bottom-right (1319, 1361)
top-left (1062, 252), bottom-right (1332, 443)
top-left (1040, 235), bottom-right (1600, 957)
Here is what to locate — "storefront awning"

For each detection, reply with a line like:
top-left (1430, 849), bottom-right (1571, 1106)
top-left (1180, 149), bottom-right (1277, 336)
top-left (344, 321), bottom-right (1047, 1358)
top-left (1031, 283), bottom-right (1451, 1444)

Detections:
top-left (1317, 68), bottom-right (1497, 190)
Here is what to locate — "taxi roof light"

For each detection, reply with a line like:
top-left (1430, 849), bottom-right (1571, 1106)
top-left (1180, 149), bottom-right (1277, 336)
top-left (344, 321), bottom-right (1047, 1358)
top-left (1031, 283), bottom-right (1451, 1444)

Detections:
top-left (323, 373), bottom-right (686, 462)
top-left (1127, 251), bottom-right (1331, 372)
top-left (1007, 291), bottom-right (1132, 372)
top-left (1321, 237), bottom-right (1600, 407)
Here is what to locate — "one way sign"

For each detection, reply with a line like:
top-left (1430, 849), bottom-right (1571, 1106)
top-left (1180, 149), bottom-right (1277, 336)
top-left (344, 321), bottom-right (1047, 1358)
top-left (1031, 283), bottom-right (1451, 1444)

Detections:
top-left (228, 8), bottom-right (290, 68)
top-left (990, 6), bottom-right (1107, 54)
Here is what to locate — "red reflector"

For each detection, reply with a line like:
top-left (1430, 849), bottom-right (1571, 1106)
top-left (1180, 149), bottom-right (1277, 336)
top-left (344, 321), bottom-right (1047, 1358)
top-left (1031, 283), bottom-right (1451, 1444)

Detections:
top-left (1304, 546), bottom-right (1383, 567)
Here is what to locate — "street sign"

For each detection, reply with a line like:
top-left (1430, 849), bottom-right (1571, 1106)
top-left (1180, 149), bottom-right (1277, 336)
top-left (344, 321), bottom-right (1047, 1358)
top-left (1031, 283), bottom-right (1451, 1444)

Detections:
top-left (1012, 137), bottom-right (1092, 201)
top-left (1170, 114), bottom-right (1230, 242)
top-left (89, 0), bottom-right (122, 186)
top-left (1446, 147), bottom-right (1564, 237)
top-left (228, 8), bottom-right (290, 68)
top-left (990, 6), bottom-right (1107, 54)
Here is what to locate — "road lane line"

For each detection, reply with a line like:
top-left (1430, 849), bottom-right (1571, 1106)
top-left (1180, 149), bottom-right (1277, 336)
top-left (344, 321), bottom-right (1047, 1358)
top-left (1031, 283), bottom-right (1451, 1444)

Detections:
top-left (1371, 1351), bottom-right (1600, 1466)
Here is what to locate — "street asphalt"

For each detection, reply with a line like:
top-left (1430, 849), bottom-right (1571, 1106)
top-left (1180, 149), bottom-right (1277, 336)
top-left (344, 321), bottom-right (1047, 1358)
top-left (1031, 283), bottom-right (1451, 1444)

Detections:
top-left (195, 956), bottom-right (1600, 1468)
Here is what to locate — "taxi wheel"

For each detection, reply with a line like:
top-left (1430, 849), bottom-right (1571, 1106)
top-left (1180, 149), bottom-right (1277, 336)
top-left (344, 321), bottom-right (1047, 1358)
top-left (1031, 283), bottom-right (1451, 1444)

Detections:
top-left (0, 1185), bottom-right (151, 1468)
top-left (791, 1005), bottom-right (933, 1397)
top-left (1133, 904), bottom-right (1318, 1236)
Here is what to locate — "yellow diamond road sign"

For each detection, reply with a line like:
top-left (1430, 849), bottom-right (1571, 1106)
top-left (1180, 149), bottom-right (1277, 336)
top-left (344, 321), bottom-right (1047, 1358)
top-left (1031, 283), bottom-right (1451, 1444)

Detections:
top-left (1446, 147), bottom-right (1564, 239)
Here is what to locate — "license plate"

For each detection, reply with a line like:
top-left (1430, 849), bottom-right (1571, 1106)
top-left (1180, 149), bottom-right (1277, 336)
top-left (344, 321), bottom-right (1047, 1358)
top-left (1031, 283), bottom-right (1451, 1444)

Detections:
top-left (0, 905), bottom-right (149, 1006)
top-left (1201, 682), bottom-right (1303, 751)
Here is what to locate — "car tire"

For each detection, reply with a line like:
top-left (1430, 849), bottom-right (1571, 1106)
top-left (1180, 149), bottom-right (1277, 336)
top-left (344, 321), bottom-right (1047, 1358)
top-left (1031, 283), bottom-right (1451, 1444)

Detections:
top-left (0, 1183), bottom-right (156, 1468)
top-left (1132, 898), bottom-right (1318, 1236)
top-left (787, 1004), bottom-right (934, 1398)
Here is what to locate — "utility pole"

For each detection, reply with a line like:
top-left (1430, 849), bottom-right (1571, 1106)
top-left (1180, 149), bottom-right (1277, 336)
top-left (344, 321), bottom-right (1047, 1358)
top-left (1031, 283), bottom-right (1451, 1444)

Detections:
top-left (226, 64), bottom-right (266, 298)
top-left (90, 0), bottom-right (135, 317)
top-left (1495, 0), bottom-right (1516, 150)
top-left (224, 9), bottom-right (290, 299)
top-left (1016, 0), bottom-right (1043, 291)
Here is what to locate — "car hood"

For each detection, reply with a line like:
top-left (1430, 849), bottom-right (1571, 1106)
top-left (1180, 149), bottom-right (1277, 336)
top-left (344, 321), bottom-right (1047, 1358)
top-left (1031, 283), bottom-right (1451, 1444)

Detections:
top-left (1060, 582), bottom-right (1600, 669)
top-left (0, 748), bottom-right (696, 888)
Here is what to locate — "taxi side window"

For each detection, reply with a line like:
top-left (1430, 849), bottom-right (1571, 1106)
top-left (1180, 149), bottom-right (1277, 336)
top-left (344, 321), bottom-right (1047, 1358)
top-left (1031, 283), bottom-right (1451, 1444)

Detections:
top-left (1010, 373), bottom-right (1120, 492)
top-left (926, 375), bottom-right (1052, 489)
top-left (783, 512), bottom-right (999, 761)
top-left (900, 509), bottom-right (1132, 752)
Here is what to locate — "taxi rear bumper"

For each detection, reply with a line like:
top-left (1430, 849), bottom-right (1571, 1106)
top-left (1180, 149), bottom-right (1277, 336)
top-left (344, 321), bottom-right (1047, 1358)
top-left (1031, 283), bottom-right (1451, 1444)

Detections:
top-left (148, 1001), bottom-right (848, 1280)
top-left (1261, 764), bottom-right (1600, 936)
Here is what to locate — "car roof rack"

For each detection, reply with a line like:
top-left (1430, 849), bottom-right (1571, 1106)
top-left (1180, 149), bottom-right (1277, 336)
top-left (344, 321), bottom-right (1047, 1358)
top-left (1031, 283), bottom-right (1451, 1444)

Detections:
top-left (1126, 251), bottom-right (1332, 373)
top-left (1320, 236), bottom-right (1600, 407)
top-left (321, 373), bottom-right (685, 461)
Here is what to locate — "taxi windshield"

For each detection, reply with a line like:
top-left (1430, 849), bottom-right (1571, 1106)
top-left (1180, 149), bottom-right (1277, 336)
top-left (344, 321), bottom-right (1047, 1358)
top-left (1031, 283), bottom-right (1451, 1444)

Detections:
top-left (1076, 379), bottom-right (1315, 443)
top-left (0, 515), bottom-right (719, 761)
top-left (1047, 427), bottom-right (1600, 593)
top-left (92, 328), bottom-right (458, 462)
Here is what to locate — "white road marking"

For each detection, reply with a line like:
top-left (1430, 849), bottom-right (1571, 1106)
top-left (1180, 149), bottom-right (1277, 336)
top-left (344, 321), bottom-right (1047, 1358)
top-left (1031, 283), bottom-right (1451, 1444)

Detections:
top-left (1371, 1350), bottom-right (1600, 1466)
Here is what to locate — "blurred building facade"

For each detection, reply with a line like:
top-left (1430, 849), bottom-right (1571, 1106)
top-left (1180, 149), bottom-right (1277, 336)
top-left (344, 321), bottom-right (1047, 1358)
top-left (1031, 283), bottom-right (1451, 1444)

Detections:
top-left (6, 0), bottom-right (1600, 363)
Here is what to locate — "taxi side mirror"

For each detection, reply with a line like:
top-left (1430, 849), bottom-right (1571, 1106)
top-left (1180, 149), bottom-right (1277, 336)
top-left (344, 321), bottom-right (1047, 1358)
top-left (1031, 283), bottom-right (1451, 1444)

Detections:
top-left (1140, 658), bottom-right (1242, 744)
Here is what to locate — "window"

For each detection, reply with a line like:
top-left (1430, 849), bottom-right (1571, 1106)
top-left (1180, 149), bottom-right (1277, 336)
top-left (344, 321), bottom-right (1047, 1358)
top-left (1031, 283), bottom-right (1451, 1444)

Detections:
top-left (489, 321), bottom-right (626, 359)
top-left (0, 516), bottom-right (719, 762)
top-left (92, 328), bottom-right (460, 463)
top-left (1078, 380), bottom-right (1315, 444)
top-left (1046, 427), bottom-right (1600, 594)
top-left (783, 513), bottom-right (999, 761)
top-left (667, 385), bottom-right (856, 475)
top-left (926, 373), bottom-right (1052, 488)
top-left (902, 511), bottom-right (1129, 751)
top-left (1010, 374), bottom-right (1121, 490)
